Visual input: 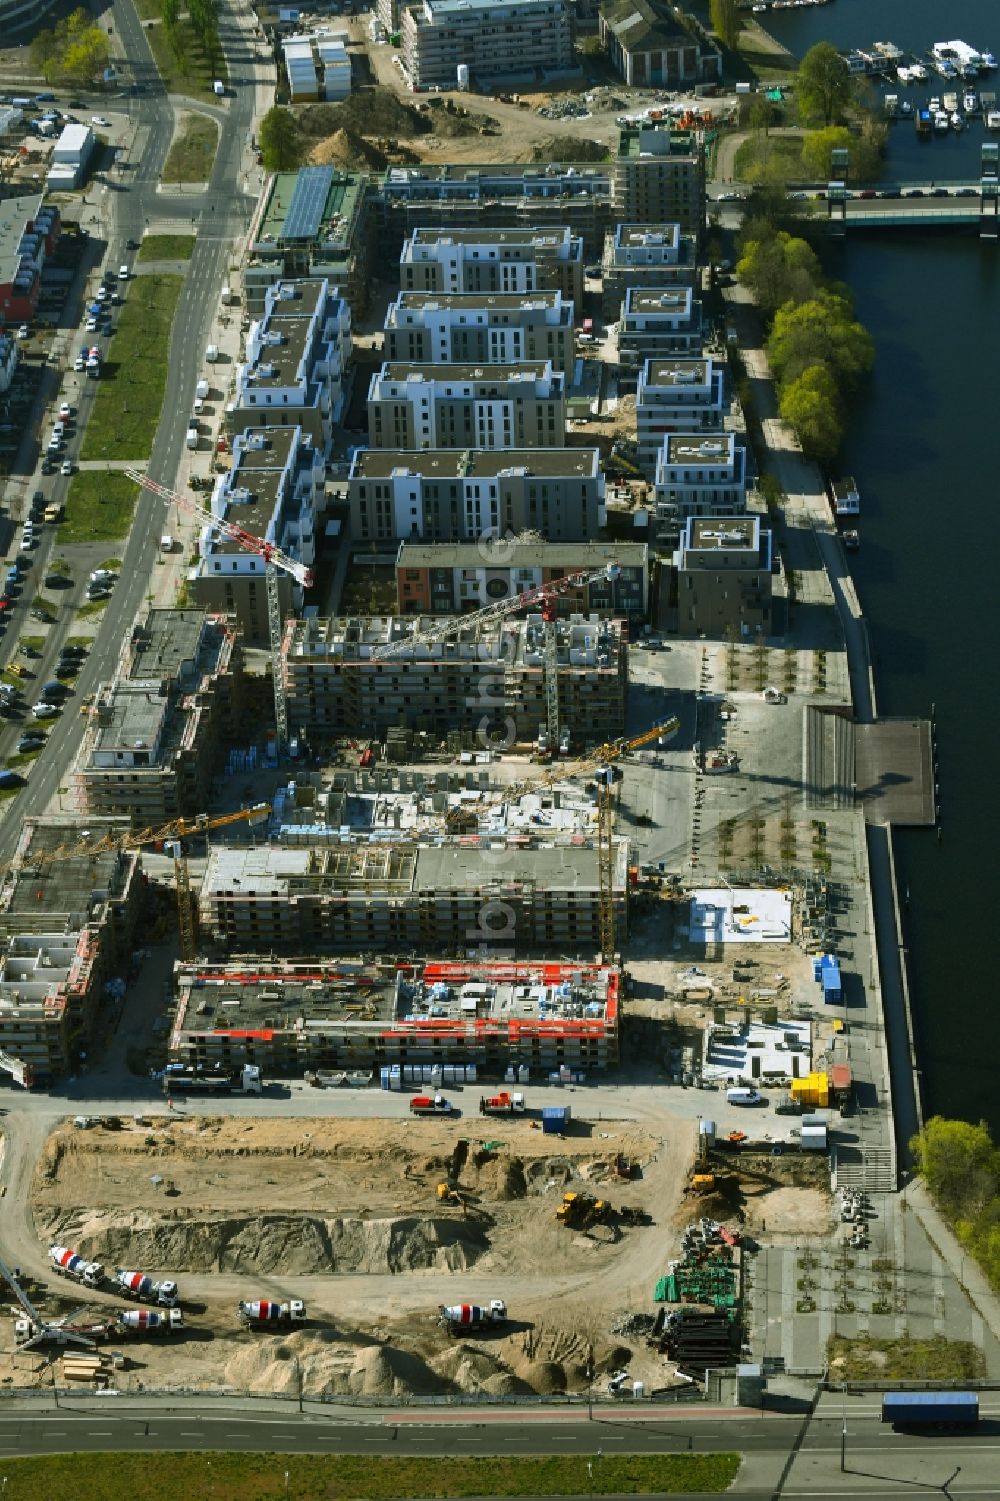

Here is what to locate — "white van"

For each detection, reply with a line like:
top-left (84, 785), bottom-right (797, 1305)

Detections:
top-left (726, 1087), bottom-right (763, 1107)
top-left (185, 426), bottom-right (198, 449)
top-left (160, 533), bottom-right (174, 553)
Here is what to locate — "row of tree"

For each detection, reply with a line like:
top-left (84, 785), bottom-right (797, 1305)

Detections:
top-left (736, 220), bottom-right (873, 461)
top-left (29, 7), bottom-right (110, 87)
top-left (158, 0), bottom-right (222, 75)
top-left (912, 1117), bottom-right (1000, 1291)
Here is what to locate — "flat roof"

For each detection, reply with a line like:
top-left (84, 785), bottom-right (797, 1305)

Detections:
top-left (175, 961), bottom-right (399, 1028)
top-left (626, 287), bottom-right (693, 314)
top-left (289, 611), bottom-right (622, 668)
top-left (615, 222), bottom-right (680, 247)
top-left (354, 447), bottom-right (596, 480)
top-left (379, 360), bottom-right (554, 384)
top-left (689, 517), bottom-right (757, 550)
top-left (618, 124), bottom-right (697, 159)
top-left (89, 684), bottom-right (170, 759)
top-left (665, 434), bottom-right (733, 463)
top-left (643, 357), bottom-right (710, 386)
top-left (408, 226), bottom-right (575, 248)
top-left (395, 290), bottom-right (561, 310)
top-left (208, 427), bottom-right (302, 557)
top-left (256, 168), bottom-right (366, 249)
top-left (124, 609), bottom-right (213, 683)
top-left (3, 819), bottom-right (134, 920)
top-left (397, 538), bottom-right (646, 568)
top-left (243, 311), bottom-right (313, 389)
top-left (689, 887), bottom-right (793, 945)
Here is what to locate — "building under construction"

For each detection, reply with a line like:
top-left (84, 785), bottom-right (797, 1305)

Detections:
top-left (282, 612), bottom-right (628, 746)
top-left (197, 838), bottom-right (630, 956)
top-left (0, 818), bottom-right (144, 1083)
top-left (168, 957), bottom-right (621, 1075)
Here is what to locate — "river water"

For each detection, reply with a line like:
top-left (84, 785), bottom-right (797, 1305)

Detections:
top-left (746, 0), bottom-right (1000, 1130)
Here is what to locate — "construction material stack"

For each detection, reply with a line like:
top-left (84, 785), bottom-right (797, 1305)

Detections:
top-left (654, 1219), bottom-right (740, 1312)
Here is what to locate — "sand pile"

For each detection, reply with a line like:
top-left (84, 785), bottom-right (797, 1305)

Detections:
top-left (48, 1209), bottom-right (489, 1275)
top-left (348, 1342), bottom-right (442, 1397)
top-left (309, 129), bottom-right (388, 170)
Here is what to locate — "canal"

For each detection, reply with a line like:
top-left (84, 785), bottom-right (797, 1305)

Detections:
top-left (750, 0), bottom-right (1000, 1131)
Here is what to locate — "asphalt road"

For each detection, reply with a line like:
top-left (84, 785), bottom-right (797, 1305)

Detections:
top-left (0, 0), bottom-right (258, 864)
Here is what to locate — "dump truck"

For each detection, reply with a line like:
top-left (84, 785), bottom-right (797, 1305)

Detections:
top-left (409, 1094), bottom-right (454, 1114)
top-left (115, 1269), bottom-right (179, 1307)
top-left (479, 1091), bottom-right (525, 1116)
top-left (439, 1300), bottom-right (506, 1334)
top-left (116, 1308), bottom-right (184, 1334)
top-left (881, 1391), bottom-right (978, 1429)
top-left (237, 1299), bottom-right (306, 1329)
top-left (49, 1246), bottom-right (104, 1287)
top-left (159, 1063), bottom-right (262, 1095)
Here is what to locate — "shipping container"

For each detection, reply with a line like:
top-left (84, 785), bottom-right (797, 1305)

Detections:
top-left (541, 1106), bottom-right (571, 1135)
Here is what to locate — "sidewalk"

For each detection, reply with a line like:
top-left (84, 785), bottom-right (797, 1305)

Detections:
top-left (903, 1179), bottom-right (1000, 1346)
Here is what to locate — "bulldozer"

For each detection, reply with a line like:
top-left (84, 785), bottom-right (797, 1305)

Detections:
top-left (436, 1182), bottom-right (463, 1204)
top-left (690, 1173), bottom-right (717, 1194)
top-left (556, 1191), bottom-right (611, 1230)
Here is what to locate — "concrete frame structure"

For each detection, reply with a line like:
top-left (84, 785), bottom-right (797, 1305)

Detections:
top-left (613, 125), bottom-right (705, 239)
top-left (367, 361), bottom-right (567, 453)
top-left (395, 538), bottom-right (648, 616)
top-left (243, 167), bottom-right (373, 317)
top-left (189, 427), bottom-right (323, 642)
top-left (400, 0), bottom-right (572, 90)
top-left (0, 818), bottom-right (143, 1083)
top-left (198, 839), bottom-right (630, 955)
top-left (617, 285), bottom-right (703, 364)
top-left (73, 610), bottom-right (244, 826)
top-left (226, 278), bottom-right (351, 452)
top-left (399, 225), bottom-right (584, 303)
top-left (282, 611), bottom-right (628, 742)
top-left (169, 958), bottom-right (621, 1074)
top-left (351, 445), bottom-right (602, 543)
top-left (674, 515), bottom-right (773, 639)
top-left (653, 432), bottom-right (748, 536)
top-left (383, 289), bottom-right (575, 379)
top-left (635, 355), bottom-right (726, 474)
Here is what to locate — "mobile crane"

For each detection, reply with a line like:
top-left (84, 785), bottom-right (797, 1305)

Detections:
top-left (125, 466), bottom-right (311, 745)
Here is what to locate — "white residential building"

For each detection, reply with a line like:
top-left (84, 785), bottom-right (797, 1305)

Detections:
top-left (617, 285), bottom-right (703, 365)
top-left (384, 289), bottom-right (575, 378)
top-left (399, 226), bottom-right (583, 302)
top-left (226, 278), bottom-right (351, 453)
top-left (653, 432), bottom-right (747, 538)
top-left (635, 356), bottom-right (726, 475)
top-left (367, 360), bottom-right (566, 451)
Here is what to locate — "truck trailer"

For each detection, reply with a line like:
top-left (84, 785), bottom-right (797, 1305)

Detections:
top-left (160, 1063), bottom-right (262, 1096)
top-left (881, 1391), bottom-right (979, 1428)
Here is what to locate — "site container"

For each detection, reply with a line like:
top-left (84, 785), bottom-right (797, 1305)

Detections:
top-left (542, 1106), bottom-right (571, 1135)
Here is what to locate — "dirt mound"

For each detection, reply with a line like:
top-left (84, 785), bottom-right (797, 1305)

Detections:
top-left (55, 1210), bottom-right (489, 1275)
top-left (309, 129), bottom-right (387, 170)
top-left (521, 1358), bottom-right (567, 1394)
top-left (299, 90), bottom-right (427, 142)
top-left (530, 135), bottom-right (608, 163)
top-left (477, 1156), bottom-right (527, 1201)
top-left (349, 1342), bottom-right (442, 1397)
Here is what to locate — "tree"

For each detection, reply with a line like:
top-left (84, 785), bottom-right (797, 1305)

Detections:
top-left (259, 107), bottom-right (304, 172)
top-left (778, 364), bottom-right (842, 461)
top-left (800, 124), bottom-right (851, 182)
top-left (768, 291), bottom-right (874, 393)
top-left (708, 0), bottom-right (741, 51)
top-left (737, 230), bottom-right (821, 317)
top-left (912, 1118), bottom-right (999, 1223)
top-left (796, 41), bottom-right (851, 126)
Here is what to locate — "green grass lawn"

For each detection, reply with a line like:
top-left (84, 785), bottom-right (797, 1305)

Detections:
top-left (138, 234), bottom-right (196, 263)
top-left (0, 1451), bottom-right (741, 1499)
top-left (61, 472), bottom-right (140, 545)
top-left (131, 0), bottom-right (228, 103)
top-left (163, 111), bottom-right (220, 184)
top-left (79, 274), bottom-right (184, 464)
top-left (733, 133), bottom-right (805, 183)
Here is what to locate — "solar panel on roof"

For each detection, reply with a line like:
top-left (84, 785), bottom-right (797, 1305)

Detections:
top-left (283, 165), bottom-right (335, 241)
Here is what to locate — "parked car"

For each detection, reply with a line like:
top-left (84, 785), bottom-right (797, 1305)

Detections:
top-left (58, 402), bottom-right (72, 418)
top-left (0, 770), bottom-right (25, 789)
top-left (60, 459), bottom-right (73, 476)
top-left (17, 735), bottom-right (44, 753)
top-left (31, 703), bottom-right (60, 719)
top-left (29, 608), bottom-right (54, 623)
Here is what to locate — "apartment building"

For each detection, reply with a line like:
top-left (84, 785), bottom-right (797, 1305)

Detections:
top-left (367, 361), bottom-right (566, 453)
top-left (617, 285), bottom-right (703, 365)
top-left (244, 166), bottom-right (373, 316)
top-left (399, 226), bottom-right (583, 303)
top-left (226, 278), bottom-right (352, 451)
top-left (0, 818), bottom-right (143, 1084)
top-left (674, 515), bottom-right (773, 638)
top-left (199, 840), bottom-right (630, 957)
top-left (169, 958), bottom-right (621, 1075)
top-left (401, 0), bottom-right (572, 90)
top-left (601, 221), bottom-right (698, 315)
top-left (396, 538), bottom-right (648, 616)
top-left (282, 612), bottom-right (628, 742)
top-left (635, 356), bottom-right (726, 474)
top-left (653, 432), bottom-right (748, 537)
top-left (0, 194), bottom-right (60, 324)
top-left (600, 0), bottom-right (720, 88)
top-left (383, 289), bottom-right (575, 379)
top-left (613, 125), bottom-right (705, 238)
top-left (73, 610), bottom-right (244, 826)
top-left (378, 163), bottom-right (612, 261)
top-left (0, 329), bottom-right (17, 395)
top-left (352, 445), bottom-right (602, 543)
top-left (190, 426), bottom-right (323, 641)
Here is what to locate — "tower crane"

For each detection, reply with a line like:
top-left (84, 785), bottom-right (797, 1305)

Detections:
top-left (125, 467), bottom-right (312, 745)
top-left (372, 561), bottom-right (621, 754)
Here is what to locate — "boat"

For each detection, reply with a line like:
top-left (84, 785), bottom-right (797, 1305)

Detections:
top-left (830, 476), bottom-right (860, 517)
top-left (843, 530), bottom-right (860, 551)
top-left (964, 89), bottom-right (979, 112)
top-left (897, 65), bottom-right (913, 84)
top-left (942, 90), bottom-right (959, 111)
top-left (982, 50), bottom-right (997, 72)
top-left (951, 110), bottom-right (964, 129)
top-left (987, 109), bottom-right (1000, 130)
top-left (929, 94), bottom-right (942, 111)
top-left (934, 110), bottom-right (951, 132)
top-left (910, 62), bottom-right (928, 82)
top-left (900, 99), bottom-right (913, 117)
top-left (916, 107), bottom-right (933, 136)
